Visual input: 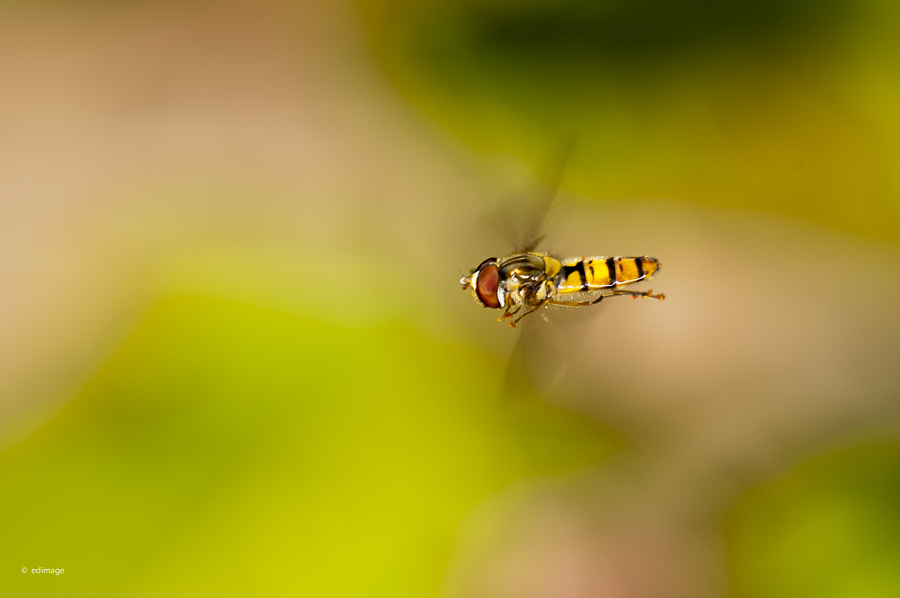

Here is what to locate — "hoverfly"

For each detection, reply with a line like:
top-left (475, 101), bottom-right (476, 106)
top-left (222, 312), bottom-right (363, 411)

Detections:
top-left (461, 253), bottom-right (663, 327)
top-left (459, 149), bottom-right (664, 328)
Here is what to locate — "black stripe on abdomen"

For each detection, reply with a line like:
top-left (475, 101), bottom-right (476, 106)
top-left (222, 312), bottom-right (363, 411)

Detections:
top-left (574, 261), bottom-right (587, 291)
top-left (558, 263), bottom-right (588, 292)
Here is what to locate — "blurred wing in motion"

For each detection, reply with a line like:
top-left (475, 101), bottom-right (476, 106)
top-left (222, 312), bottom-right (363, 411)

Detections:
top-left (489, 138), bottom-right (579, 398)
top-left (486, 136), bottom-right (577, 254)
top-left (502, 295), bottom-right (613, 400)
top-left (503, 310), bottom-right (569, 400)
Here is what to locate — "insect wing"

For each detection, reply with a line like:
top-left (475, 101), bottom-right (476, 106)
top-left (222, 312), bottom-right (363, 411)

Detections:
top-left (486, 136), bottom-right (577, 254)
top-left (503, 311), bottom-right (569, 400)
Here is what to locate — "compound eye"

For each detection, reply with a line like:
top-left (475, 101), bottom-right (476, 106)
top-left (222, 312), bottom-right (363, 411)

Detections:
top-left (475, 263), bottom-right (501, 308)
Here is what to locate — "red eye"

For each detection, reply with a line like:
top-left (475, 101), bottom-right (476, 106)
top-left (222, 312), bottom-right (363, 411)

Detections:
top-left (475, 264), bottom-right (501, 308)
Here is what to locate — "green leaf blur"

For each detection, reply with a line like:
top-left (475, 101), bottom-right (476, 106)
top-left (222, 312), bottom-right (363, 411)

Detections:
top-left (0, 297), bottom-right (614, 596)
top-left (726, 443), bottom-right (900, 598)
top-left (359, 0), bottom-right (900, 243)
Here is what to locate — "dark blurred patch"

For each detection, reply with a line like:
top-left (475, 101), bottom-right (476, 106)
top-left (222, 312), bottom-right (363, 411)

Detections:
top-left (461, 0), bottom-right (850, 64)
top-left (391, 0), bottom-right (856, 84)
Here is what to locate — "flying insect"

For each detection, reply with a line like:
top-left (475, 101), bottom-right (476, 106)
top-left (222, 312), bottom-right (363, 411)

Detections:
top-left (461, 251), bottom-right (663, 327)
top-left (459, 147), bottom-right (664, 328)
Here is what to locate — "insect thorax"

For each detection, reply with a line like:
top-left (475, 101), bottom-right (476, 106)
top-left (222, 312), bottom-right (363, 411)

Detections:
top-left (498, 253), bottom-right (560, 307)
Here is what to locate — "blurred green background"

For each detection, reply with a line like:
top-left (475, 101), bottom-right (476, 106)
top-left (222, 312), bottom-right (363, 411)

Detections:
top-left (2, 0), bottom-right (900, 596)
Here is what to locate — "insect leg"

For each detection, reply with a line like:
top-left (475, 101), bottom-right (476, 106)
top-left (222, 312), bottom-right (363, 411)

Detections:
top-left (497, 304), bottom-right (520, 322)
top-left (549, 289), bottom-right (665, 307)
top-left (548, 296), bottom-right (605, 307)
top-left (508, 300), bottom-right (550, 328)
top-left (611, 289), bottom-right (665, 300)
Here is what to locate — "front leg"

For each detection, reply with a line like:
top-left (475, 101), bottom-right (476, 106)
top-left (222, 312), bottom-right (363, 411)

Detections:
top-left (498, 304), bottom-right (521, 322)
top-left (508, 300), bottom-right (549, 328)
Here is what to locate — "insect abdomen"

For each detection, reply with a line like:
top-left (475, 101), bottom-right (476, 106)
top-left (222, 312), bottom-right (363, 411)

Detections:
top-left (556, 256), bottom-right (659, 294)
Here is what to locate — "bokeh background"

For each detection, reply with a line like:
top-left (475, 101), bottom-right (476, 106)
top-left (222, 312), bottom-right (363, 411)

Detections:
top-left (3, 0), bottom-right (900, 596)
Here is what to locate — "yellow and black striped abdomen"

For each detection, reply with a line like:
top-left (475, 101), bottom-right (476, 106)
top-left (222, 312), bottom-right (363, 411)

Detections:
top-left (555, 256), bottom-right (660, 295)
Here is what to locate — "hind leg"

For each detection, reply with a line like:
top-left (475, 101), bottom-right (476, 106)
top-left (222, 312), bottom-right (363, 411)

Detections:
top-left (615, 289), bottom-right (665, 300)
top-left (550, 289), bottom-right (664, 307)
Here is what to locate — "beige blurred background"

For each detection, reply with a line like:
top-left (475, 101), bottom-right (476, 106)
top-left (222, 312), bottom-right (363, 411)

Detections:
top-left (0, 0), bottom-right (479, 432)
